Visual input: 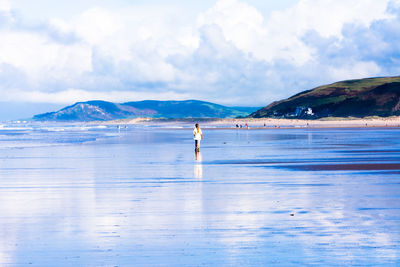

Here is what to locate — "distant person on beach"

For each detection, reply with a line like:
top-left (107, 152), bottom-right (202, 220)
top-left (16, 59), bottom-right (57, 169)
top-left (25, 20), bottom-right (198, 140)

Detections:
top-left (193, 123), bottom-right (203, 152)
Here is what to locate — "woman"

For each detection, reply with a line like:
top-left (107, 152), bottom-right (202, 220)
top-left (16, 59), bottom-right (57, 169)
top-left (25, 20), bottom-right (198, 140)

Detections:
top-left (193, 123), bottom-right (203, 152)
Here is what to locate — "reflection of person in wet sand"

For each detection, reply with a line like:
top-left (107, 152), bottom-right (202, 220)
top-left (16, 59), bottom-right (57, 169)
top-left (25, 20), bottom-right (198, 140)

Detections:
top-left (195, 150), bottom-right (202, 161)
top-left (194, 151), bottom-right (203, 178)
top-left (193, 123), bottom-right (203, 152)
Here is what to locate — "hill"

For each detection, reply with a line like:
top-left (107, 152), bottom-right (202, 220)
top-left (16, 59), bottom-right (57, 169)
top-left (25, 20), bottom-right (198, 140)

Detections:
top-left (33, 100), bottom-right (259, 121)
top-left (250, 76), bottom-right (400, 118)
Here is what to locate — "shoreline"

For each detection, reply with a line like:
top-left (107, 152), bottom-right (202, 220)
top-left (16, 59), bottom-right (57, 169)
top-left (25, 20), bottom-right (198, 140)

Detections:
top-left (103, 116), bottom-right (400, 129)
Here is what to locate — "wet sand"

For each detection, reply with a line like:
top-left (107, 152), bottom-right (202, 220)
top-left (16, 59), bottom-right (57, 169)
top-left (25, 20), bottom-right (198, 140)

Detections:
top-left (213, 159), bottom-right (400, 171)
top-left (0, 125), bottom-right (400, 266)
top-left (282, 163), bottom-right (400, 171)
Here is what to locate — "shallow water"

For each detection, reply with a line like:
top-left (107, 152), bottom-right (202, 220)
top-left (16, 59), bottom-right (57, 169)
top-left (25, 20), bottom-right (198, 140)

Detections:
top-left (0, 123), bottom-right (400, 266)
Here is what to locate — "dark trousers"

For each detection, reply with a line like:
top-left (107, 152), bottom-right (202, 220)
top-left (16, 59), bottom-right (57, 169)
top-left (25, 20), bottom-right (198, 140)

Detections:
top-left (195, 140), bottom-right (199, 150)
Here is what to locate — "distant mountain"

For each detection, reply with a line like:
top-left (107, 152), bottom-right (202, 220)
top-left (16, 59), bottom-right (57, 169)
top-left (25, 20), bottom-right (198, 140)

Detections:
top-left (250, 76), bottom-right (400, 118)
top-left (33, 100), bottom-right (259, 121)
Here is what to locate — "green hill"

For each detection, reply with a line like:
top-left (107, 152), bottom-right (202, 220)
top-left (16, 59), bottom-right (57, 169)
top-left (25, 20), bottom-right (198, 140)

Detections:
top-left (250, 76), bottom-right (400, 118)
top-left (33, 100), bottom-right (259, 122)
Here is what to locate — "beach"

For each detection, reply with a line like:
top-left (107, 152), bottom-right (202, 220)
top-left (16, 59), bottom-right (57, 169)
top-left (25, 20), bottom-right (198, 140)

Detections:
top-left (105, 116), bottom-right (400, 128)
top-left (0, 122), bottom-right (399, 266)
top-left (3, 0), bottom-right (400, 265)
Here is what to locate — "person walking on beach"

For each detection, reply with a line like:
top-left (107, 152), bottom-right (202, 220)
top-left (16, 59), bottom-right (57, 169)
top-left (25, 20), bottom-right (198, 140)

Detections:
top-left (193, 123), bottom-right (203, 152)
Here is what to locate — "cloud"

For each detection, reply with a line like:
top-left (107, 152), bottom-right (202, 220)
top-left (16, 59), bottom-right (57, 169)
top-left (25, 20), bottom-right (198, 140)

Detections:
top-left (0, 0), bottom-right (11, 14)
top-left (0, 30), bottom-right (92, 87)
top-left (0, 88), bottom-right (192, 104)
top-left (268, 0), bottom-right (393, 38)
top-left (0, 0), bottom-right (399, 107)
top-left (300, 2), bottom-right (400, 79)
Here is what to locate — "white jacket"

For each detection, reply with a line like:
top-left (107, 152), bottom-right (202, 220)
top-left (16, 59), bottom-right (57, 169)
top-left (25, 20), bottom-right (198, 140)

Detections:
top-left (193, 128), bottom-right (202, 140)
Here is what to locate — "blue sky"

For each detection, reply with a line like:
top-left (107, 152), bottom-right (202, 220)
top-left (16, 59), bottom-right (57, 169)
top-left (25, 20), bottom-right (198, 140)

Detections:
top-left (1, 0), bottom-right (400, 119)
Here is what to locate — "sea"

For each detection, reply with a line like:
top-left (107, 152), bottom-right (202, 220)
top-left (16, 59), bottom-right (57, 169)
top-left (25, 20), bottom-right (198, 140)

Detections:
top-left (0, 121), bottom-right (399, 266)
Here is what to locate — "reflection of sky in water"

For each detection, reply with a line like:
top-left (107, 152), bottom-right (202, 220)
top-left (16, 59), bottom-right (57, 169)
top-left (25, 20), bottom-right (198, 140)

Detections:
top-left (0, 125), bottom-right (399, 265)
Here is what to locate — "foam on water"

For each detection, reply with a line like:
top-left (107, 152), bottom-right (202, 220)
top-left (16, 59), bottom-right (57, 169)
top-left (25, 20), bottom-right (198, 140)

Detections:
top-left (0, 122), bottom-right (119, 149)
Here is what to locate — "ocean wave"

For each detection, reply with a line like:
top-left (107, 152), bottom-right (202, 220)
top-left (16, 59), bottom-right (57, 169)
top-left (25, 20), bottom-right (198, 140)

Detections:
top-left (0, 127), bottom-right (33, 131)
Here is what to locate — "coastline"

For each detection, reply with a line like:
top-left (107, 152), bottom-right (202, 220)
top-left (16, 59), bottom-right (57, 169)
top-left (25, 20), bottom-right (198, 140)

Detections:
top-left (102, 116), bottom-right (400, 129)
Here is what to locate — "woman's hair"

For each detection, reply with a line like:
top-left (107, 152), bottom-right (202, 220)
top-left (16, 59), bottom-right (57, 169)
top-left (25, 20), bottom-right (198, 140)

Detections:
top-left (195, 123), bottom-right (199, 128)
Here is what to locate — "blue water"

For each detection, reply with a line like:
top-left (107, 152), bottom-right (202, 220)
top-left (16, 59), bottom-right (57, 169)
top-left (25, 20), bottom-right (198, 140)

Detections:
top-left (0, 122), bottom-right (399, 266)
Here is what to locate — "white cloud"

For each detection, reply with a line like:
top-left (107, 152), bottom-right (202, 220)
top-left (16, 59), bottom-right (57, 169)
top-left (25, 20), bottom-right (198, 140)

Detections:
top-left (196, 0), bottom-right (394, 65)
top-left (198, 0), bottom-right (265, 52)
top-left (0, 0), bottom-right (11, 12)
top-left (0, 88), bottom-right (192, 104)
top-left (74, 7), bottom-right (122, 45)
top-left (197, 0), bottom-right (311, 65)
top-left (0, 0), bottom-right (399, 108)
top-left (0, 0), bottom-right (13, 24)
top-left (328, 61), bottom-right (381, 81)
top-left (0, 31), bottom-right (92, 87)
top-left (269, 0), bottom-right (393, 38)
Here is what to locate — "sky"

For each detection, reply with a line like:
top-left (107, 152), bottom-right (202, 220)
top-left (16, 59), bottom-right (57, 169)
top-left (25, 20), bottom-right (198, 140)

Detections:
top-left (1, 0), bottom-right (400, 119)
